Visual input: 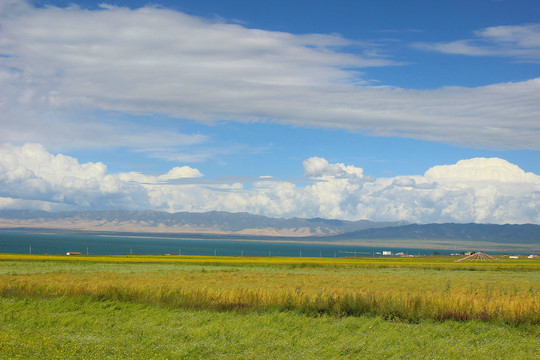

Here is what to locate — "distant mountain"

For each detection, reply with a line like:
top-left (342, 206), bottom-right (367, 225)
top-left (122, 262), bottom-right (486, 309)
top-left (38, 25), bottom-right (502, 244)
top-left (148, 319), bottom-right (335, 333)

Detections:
top-left (0, 210), bottom-right (405, 237)
top-left (329, 223), bottom-right (540, 245)
top-left (1, 210), bottom-right (538, 250)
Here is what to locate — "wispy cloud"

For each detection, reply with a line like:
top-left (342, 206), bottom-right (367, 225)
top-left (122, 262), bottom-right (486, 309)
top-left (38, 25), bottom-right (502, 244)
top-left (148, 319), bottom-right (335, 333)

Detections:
top-left (413, 24), bottom-right (540, 61)
top-left (0, 108), bottom-right (208, 152)
top-left (141, 142), bottom-right (269, 163)
top-left (1, 2), bottom-right (539, 151)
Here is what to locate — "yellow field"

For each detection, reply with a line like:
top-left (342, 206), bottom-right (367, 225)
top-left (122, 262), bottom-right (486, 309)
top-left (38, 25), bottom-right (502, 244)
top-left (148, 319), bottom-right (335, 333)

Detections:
top-left (1, 254), bottom-right (539, 324)
top-left (0, 252), bottom-right (537, 269)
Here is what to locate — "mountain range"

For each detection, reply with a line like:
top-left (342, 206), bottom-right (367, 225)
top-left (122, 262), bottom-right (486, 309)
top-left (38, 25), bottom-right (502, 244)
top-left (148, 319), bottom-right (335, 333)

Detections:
top-left (0, 210), bottom-right (538, 250)
top-left (0, 209), bottom-right (405, 237)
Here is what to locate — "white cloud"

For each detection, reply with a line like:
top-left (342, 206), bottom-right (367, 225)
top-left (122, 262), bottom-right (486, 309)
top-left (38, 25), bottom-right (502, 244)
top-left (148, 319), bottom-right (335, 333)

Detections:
top-left (0, 143), bottom-right (148, 208)
top-left (425, 157), bottom-right (539, 183)
top-left (413, 24), bottom-right (540, 61)
top-left (303, 157), bottom-right (364, 179)
top-left (0, 143), bottom-right (538, 224)
top-left (1, 2), bottom-right (539, 150)
top-left (158, 167), bottom-right (203, 181)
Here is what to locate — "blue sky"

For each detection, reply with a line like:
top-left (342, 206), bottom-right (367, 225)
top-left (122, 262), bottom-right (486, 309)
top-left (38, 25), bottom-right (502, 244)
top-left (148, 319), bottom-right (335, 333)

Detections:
top-left (0, 0), bottom-right (539, 224)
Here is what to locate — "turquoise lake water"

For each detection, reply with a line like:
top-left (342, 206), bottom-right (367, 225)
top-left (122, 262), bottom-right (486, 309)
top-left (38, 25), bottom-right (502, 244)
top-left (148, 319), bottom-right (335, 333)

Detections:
top-left (0, 231), bottom-right (516, 257)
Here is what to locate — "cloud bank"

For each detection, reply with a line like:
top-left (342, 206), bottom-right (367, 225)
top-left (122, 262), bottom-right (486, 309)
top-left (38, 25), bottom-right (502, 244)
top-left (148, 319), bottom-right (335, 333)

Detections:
top-left (1, 1), bottom-right (540, 150)
top-left (1, 143), bottom-right (538, 224)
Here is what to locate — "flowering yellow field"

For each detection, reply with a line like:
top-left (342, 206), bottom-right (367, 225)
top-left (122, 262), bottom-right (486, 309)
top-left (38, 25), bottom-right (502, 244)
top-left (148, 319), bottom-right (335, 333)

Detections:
top-left (0, 252), bottom-right (536, 269)
top-left (0, 254), bottom-right (538, 324)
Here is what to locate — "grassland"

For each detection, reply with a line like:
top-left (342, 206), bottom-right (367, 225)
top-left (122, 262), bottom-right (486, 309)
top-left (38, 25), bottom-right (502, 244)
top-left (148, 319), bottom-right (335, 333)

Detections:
top-left (0, 254), bottom-right (539, 359)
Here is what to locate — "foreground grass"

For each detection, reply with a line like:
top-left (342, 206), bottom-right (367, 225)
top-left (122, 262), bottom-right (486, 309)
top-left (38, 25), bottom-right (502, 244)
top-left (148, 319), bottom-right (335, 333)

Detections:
top-left (1, 296), bottom-right (539, 359)
top-left (0, 254), bottom-right (538, 358)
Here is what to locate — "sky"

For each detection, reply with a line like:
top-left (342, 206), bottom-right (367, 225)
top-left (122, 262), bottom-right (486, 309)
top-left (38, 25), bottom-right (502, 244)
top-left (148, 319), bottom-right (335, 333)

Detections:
top-left (0, 0), bottom-right (539, 224)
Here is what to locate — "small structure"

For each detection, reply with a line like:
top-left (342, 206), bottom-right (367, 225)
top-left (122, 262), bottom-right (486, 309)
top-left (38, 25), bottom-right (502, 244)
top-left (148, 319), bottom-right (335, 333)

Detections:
top-left (382, 251), bottom-right (392, 256)
top-left (455, 251), bottom-right (503, 262)
top-left (66, 251), bottom-right (82, 256)
top-left (509, 256), bottom-right (519, 259)
top-left (528, 254), bottom-right (539, 259)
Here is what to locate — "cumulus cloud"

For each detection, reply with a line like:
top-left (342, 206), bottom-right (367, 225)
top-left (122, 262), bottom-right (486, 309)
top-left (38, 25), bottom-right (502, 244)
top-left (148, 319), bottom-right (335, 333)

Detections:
top-left (413, 24), bottom-right (540, 61)
top-left (0, 143), bottom-right (149, 209)
top-left (425, 157), bottom-right (539, 183)
top-left (1, 2), bottom-right (539, 150)
top-left (1, 143), bottom-right (538, 224)
top-left (303, 157), bottom-right (364, 179)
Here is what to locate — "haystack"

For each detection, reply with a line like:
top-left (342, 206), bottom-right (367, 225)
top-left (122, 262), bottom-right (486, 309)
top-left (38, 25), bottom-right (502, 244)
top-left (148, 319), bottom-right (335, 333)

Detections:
top-left (455, 251), bottom-right (504, 262)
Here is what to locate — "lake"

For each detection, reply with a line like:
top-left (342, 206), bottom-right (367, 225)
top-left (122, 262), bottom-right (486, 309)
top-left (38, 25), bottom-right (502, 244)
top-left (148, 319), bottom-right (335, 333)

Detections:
top-left (0, 231), bottom-right (515, 257)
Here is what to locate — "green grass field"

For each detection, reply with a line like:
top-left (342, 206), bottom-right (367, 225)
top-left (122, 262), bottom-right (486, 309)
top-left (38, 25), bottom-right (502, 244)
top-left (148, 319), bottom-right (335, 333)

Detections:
top-left (0, 254), bottom-right (538, 359)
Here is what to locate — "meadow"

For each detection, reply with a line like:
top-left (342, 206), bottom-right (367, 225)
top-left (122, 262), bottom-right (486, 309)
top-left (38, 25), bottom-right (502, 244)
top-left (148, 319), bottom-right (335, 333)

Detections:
top-left (0, 254), bottom-right (538, 359)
